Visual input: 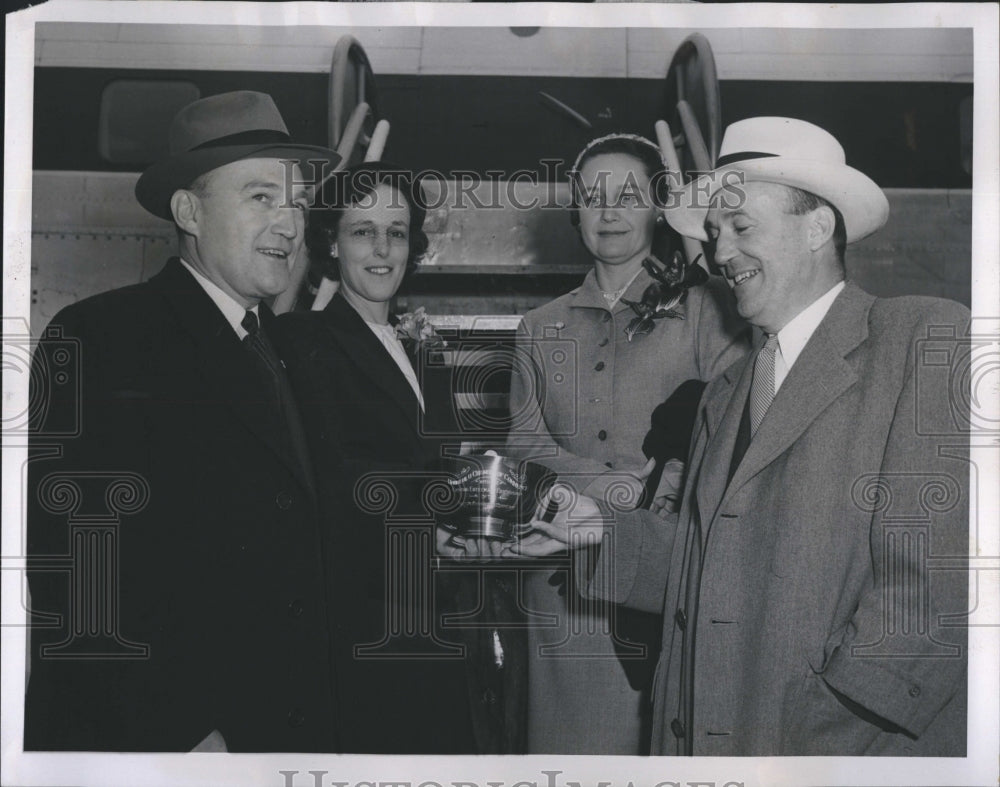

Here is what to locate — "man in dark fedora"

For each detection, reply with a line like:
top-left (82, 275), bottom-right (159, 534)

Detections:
top-left (25, 91), bottom-right (342, 752)
top-left (515, 117), bottom-right (970, 755)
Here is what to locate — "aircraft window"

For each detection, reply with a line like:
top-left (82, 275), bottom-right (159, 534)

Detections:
top-left (98, 79), bottom-right (200, 165)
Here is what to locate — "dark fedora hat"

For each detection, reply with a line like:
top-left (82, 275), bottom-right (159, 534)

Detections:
top-left (135, 91), bottom-right (342, 220)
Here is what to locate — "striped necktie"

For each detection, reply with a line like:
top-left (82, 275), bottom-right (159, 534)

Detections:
top-left (749, 334), bottom-right (779, 436)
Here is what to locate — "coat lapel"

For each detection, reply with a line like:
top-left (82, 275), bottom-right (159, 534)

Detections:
top-left (723, 283), bottom-right (873, 498)
top-left (149, 259), bottom-right (312, 493)
top-left (696, 352), bottom-right (754, 523)
top-left (321, 295), bottom-right (421, 435)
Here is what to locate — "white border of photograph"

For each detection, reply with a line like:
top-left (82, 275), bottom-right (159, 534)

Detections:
top-left (4, 3), bottom-right (998, 787)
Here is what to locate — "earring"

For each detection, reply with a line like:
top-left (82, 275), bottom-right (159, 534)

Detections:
top-left (655, 214), bottom-right (666, 226)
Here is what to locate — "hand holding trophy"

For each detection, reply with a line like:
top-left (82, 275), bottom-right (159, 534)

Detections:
top-left (434, 451), bottom-right (556, 560)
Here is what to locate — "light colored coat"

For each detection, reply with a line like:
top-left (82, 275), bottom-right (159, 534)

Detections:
top-left (589, 282), bottom-right (970, 755)
top-left (507, 267), bottom-right (750, 754)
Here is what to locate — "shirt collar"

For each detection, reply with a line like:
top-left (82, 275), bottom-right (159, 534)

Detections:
top-left (179, 258), bottom-right (258, 339)
top-left (774, 280), bottom-right (846, 371)
top-left (573, 265), bottom-right (655, 312)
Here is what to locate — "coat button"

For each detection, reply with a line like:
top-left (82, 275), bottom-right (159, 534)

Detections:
top-left (482, 688), bottom-right (497, 706)
top-left (598, 430), bottom-right (607, 441)
top-left (908, 685), bottom-right (921, 698)
top-left (674, 608), bottom-right (687, 630)
top-left (671, 718), bottom-right (686, 738)
top-left (594, 361), bottom-right (605, 371)
top-left (598, 337), bottom-right (609, 347)
top-left (276, 492), bottom-right (293, 510)
top-left (288, 599), bottom-right (304, 618)
top-left (287, 708), bottom-right (305, 728)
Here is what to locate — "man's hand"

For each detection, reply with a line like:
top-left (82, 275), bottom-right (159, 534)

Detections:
top-left (649, 458), bottom-right (685, 517)
top-left (502, 483), bottom-right (609, 557)
top-left (435, 526), bottom-right (505, 560)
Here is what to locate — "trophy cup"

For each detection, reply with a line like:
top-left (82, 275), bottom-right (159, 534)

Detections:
top-left (436, 452), bottom-right (555, 541)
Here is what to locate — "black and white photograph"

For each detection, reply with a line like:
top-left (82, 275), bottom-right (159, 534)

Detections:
top-left (2, 2), bottom-right (998, 786)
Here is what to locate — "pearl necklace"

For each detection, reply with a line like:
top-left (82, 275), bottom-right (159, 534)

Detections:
top-left (601, 284), bottom-right (629, 304)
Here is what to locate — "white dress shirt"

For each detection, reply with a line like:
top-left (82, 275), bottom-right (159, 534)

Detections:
top-left (364, 320), bottom-right (426, 412)
top-left (179, 258), bottom-right (257, 339)
top-left (773, 280), bottom-right (846, 392)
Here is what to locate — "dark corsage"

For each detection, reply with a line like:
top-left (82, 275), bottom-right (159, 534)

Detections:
top-left (395, 307), bottom-right (447, 351)
top-left (621, 251), bottom-right (709, 341)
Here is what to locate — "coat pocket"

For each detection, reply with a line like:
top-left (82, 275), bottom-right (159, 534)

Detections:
top-left (781, 668), bottom-right (887, 755)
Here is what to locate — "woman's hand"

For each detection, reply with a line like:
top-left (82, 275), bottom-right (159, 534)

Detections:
top-left (590, 457), bottom-right (656, 511)
top-left (502, 483), bottom-right (609, 557)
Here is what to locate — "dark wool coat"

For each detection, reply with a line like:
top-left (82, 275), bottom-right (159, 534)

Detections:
top-left (25, 259), bottom-right (338, 752)
top-left (274, 294), bottom-right (477, 754)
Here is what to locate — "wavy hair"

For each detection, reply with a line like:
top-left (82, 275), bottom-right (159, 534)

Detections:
top-left (306, 162), bottom-right (429, 283)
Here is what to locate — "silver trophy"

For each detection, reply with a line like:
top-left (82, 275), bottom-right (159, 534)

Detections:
top-left (436, 453), bottom-right (555, 541)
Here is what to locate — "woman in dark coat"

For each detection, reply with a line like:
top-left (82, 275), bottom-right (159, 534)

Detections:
top-left (273, 164), bottom-right (476, 754)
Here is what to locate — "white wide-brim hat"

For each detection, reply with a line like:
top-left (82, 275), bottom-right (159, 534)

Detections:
top-left (665, 117), bottom-right (889, 244)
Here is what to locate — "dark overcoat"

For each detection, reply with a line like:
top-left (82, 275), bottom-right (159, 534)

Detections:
top-left (274, 294), bottom-right (477, 754)
top-left (588, 282), bottom-right (970, 755)
top-left (25, 259), bottom-right (338, 752)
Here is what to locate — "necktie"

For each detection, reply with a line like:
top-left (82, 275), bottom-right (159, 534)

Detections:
top-left (241, 309), bottom-right (282, 399)
top-left (748, 334), bottom-right (779, 436)
top-left (241, 309), bottom-right (314, 493)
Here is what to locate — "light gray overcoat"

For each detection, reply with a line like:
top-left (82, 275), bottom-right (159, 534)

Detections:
top-left (589, 282), bottom-right (970, 755)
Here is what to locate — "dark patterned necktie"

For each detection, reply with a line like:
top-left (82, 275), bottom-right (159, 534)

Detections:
top-left (241, 309), bottom-right (314, 492)
top-left (241, 310), bottom-right (284, 400)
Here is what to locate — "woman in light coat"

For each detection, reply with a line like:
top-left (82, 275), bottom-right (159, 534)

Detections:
top-left (504, 134), bottom-right (750, 754)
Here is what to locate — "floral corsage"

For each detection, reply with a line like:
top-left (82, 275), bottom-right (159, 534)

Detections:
top-left (621, 251), bottom-right (709, 341)
top-left (395, 306), bottom-right (447, 351)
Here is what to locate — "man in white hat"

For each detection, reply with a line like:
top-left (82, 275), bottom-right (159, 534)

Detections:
top-left (26, 92), bottom-right (343, 751)
top-left (516, 117), bottom-right (969, 755)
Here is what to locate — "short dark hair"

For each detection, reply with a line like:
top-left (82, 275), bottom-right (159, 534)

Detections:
top-left (568, 135), bottom-right (671, 227)
top-left (783, 186), bottom-right (846, 263)
top-left (305, 162), bottom-right (429, 283)
top-left (187, 170), bottom-right (213, 197)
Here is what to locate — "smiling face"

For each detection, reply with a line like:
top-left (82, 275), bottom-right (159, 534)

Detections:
top-left (334, 183), bottom-right (411, 317)
top-left (577, 152), bottom-right (658, 268)
top-left (705, 180), bottom-right (838, 334)
top-left (178, 157), bottom-right (308, 308)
